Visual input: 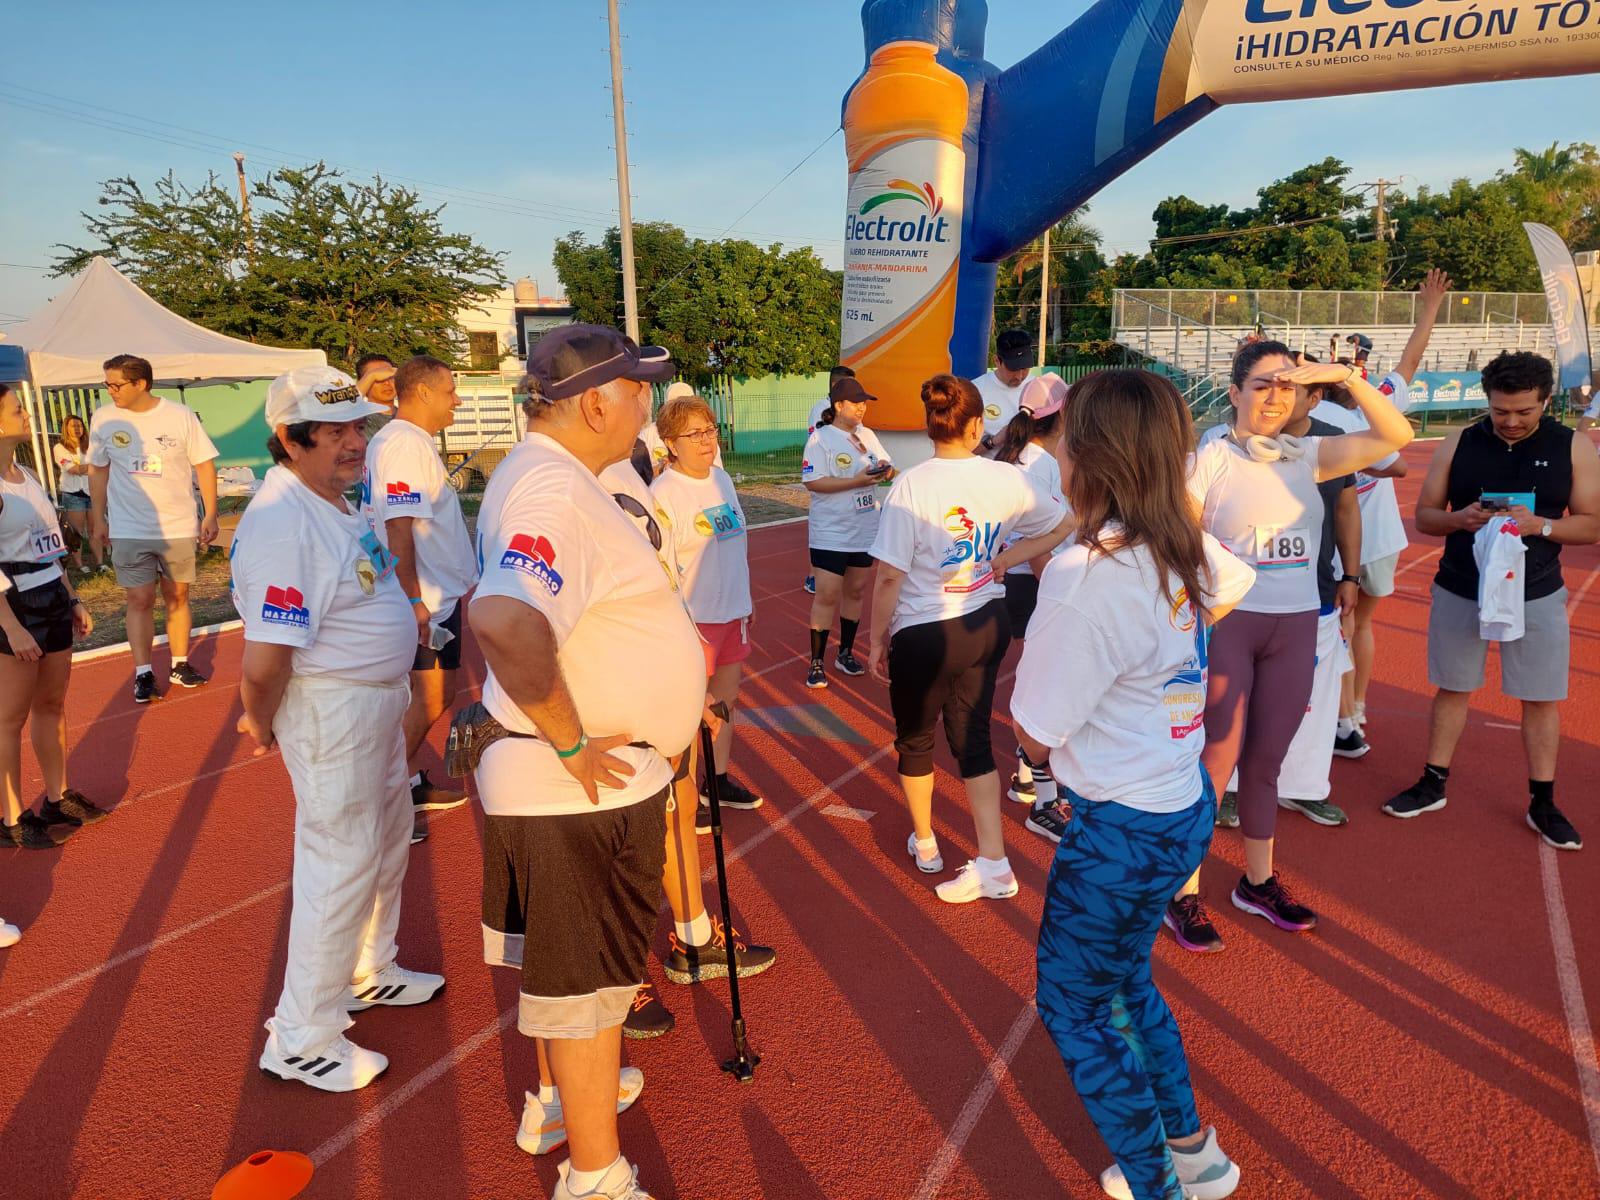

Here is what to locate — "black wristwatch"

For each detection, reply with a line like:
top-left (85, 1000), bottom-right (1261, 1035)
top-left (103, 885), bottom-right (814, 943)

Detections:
top-left (1339, 574), bottom-right (1360, 585)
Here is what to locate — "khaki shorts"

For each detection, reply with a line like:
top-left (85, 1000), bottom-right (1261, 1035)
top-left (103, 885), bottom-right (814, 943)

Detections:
top-left (112, 538), bottom-right (197, 587)
top-left (1359, 551), bottom-right (1401, 598)
top-left (1426, 584), bottom-right (1569, 702)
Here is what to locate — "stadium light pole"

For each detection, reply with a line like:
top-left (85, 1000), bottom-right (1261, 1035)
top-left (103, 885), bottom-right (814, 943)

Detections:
top-left (608, 0), bottom-right (641, 342)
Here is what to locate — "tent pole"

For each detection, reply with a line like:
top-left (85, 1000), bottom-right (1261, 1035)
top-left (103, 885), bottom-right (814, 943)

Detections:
top-left (25, 384), bottom-right (58, 499)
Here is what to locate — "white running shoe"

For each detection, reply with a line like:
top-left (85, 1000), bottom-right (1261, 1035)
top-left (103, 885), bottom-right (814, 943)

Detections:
top-left (1098, 1127), bottom-right (1240, 1199)
top-left (906, 832), bottom-right (943, 874)
top-left (347, 963), bottom-right (446, 1011)
top-left (0, 920), bottom-right (19, 948)
top-left (554, 1155), bottom-right (656, 1199)
top-left (935, 861), bottom-right (1019, 904)
top-left (258, 1024), bottom-right (388, 1093)
top-left (517, 1067), bottom-right (645, 1156)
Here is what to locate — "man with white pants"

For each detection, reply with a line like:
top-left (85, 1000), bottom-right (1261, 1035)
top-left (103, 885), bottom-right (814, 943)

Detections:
top-left (233, 366), bottom-right (444, 1093)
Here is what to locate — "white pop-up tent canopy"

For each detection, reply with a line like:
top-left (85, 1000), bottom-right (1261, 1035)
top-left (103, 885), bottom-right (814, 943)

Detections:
top-left (9, 256), bottom-right (325, 387)
top-left (6, 256), bottom-right (326, 494)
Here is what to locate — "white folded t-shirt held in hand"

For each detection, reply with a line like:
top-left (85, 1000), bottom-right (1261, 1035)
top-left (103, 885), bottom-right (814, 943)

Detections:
top-left (1473, 516), bottom-right (1526, 642)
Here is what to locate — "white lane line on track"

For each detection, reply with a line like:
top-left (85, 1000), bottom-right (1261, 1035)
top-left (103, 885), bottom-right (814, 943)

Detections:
top-left (1538, 841), bottom-right (1600, 1185)
top-left (0, 880), bottom-right (289, 1023)
top-left (309, 1006), bottom-right (519, 1168)
top-left (912, 1000), bottom-right (1038, 1200)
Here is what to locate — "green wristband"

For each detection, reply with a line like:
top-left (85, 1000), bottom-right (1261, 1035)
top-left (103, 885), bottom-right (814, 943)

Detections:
top-left (554, 734), bottom-right (588, 760)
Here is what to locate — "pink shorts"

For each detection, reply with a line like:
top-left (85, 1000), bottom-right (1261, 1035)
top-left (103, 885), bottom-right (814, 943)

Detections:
top-left (697, 618), bottom-right (752, 674)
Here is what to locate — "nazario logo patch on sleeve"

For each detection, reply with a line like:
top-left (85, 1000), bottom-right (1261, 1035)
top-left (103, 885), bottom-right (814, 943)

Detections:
top-left (500, 533), bottom-right (563, 594)
top-left (385, 481), bottom-right (423, 506)
top-left (261, 585), bottom-right (310, 629)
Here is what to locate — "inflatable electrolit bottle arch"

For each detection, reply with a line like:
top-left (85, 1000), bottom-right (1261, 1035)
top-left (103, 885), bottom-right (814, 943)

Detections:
top-left (842, 0), bottom-right (1600, 431)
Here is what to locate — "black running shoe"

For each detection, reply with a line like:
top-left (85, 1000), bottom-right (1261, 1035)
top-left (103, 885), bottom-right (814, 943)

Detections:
top-left (1332, 728), bottom-right (1370, 759)
top-left (622, 981), bottom-right (674, 1039)
top-left (702, 777), bottom-right (764, 811)
top-left (169, 662), bottom-right (209, 689)
top-left (805, 659), bottom-right (827, 689)
top-left (410, 812), bottom-right (427, 846)
top-left (1232, 873), bottom-right (1318, 932)
top-left (1, 813), bottom-right (68, 849)
top-left (1164, 895), bottom-right (1224, 954)
top-left (663, 917), bottom-right (777, 985)
top-left (412, 769), bottom-right (468, 812)
top-left (1024, 802), bottom-right (1070, 845)
top-left (1007, 773), bottom-right (1035, 804)
top-left (37, 798), bottom-right (81, 828)
top-left (834, 650), bottom-right (866, 677)
top-left (132, 672), bottom-right (159, 703)
top-left (57, 789), bottom-right (109, 825)
top-left (1383, 772), bottom-right (1447, 819)
top-left (1528, 802), bottom-right (1582, 850)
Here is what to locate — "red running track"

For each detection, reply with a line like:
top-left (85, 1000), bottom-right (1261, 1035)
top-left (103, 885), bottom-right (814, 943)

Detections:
top-left (3, 439), bottom-right (1599, 1199)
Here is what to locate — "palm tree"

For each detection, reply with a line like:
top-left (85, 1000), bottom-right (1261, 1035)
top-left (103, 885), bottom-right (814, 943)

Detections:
top-left (1007, 209), bottom-right (1105, 352)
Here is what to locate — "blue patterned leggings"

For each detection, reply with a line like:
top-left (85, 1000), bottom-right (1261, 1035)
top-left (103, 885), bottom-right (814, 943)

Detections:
top-left (1035, 779), bottom-right (1217, 1200)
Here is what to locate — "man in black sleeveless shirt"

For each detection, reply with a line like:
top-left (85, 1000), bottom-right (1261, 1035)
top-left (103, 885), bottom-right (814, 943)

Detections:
top-left (1385, 353), bottom-right (1599, 850)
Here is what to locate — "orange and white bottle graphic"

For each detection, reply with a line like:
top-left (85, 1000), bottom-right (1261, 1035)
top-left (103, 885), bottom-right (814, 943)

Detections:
top-left (841, 41), bottom-right (968, 432)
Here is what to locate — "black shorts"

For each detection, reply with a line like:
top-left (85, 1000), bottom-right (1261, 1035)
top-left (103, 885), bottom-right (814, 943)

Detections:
top-left (810, 547), bottom-right (873, 575)
top-left (1003, 572), bottom-right (1040, 639)
top-left (0, 577), bottom-right (74, 657)
top-left (412, 601), bottom-right (463, 672)
top-left (887, 598), bottom-right (1011, 779)
top-left (481, 788), bottom-right (669, 1039)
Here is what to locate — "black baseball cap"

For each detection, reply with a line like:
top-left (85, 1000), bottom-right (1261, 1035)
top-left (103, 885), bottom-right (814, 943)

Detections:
top-left (526, 324), bottom-right (674, 402)
top-left (996, 329), bottom-right (1037, 370)
top-left (829, 377), bottom-right (877, 405)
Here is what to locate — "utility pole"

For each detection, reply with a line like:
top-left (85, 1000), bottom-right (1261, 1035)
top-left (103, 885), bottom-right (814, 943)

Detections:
top-left (1365, 177), bottom-right (1398, 288)
top-left (233, 152), bottom-right (254, 262)
top-left (1037, 227), bottom-right (1050, 368)
top-left (607, 0), bottom-right (640, 342)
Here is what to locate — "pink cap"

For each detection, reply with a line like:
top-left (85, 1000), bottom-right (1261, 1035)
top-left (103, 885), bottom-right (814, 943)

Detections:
top-left (1019, 373), bottom-right (1068, 419)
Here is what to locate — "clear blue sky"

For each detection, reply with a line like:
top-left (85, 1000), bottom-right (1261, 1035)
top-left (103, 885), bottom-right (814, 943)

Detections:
top-left (2, 0), bottom-right (1597, 326)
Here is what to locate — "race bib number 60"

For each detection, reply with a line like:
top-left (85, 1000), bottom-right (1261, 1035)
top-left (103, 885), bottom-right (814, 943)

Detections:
top-left (1254, 525), bottom-right (1309, 571)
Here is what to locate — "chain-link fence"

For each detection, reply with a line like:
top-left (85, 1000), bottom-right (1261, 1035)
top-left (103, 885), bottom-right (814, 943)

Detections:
top-left (1114, 288), bottom-right (1550, 331)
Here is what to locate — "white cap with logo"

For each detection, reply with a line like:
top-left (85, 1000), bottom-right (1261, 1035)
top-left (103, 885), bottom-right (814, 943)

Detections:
top-left (265, 365), bottom-right (387, 429)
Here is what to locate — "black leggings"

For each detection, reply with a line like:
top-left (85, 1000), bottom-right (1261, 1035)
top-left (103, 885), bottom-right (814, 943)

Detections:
top-left (887, 599), bottom-right (1011, 779)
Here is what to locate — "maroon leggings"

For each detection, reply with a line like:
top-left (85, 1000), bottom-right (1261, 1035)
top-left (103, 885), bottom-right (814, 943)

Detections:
top-left (1201, 608), bottom-right (1318, 840)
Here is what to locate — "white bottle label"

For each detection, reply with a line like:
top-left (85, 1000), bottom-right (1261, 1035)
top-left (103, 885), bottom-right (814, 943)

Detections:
top-left (840, 137), bottom-right (965, 359)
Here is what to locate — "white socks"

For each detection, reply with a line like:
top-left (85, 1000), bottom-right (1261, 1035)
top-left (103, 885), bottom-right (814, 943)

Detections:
top-left (913, 833), bottom-right (939, 858)
top-left (538, 1083), bottom-right (556, 1104)
top-left (566, 1154), bottom-right (624, 1195)
top-left (675, 911), bottom-right (712, 945)
top-left (409, 773), bottom-right (423, 788)
top-left (135, 665), bottom-right (153, 679)
top-left (976, 855), bottom-right (1013, 883)
top-left (1337, 717), bottom-right (1357, 738)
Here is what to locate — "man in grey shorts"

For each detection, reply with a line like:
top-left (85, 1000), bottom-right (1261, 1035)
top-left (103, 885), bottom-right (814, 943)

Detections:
top-left (1385, 351), bottom-right (1600, 850)
top-left (88, 354), bottom-right (220, 703)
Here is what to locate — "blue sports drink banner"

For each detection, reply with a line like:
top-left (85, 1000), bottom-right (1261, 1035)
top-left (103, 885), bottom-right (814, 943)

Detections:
top-left (1406, 372), bottom-right (1485, 409)
top-left (1524, 223), bottom-right (1595, 392)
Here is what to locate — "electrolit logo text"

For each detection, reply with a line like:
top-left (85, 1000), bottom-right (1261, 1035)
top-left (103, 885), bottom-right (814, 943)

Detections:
top-left (846, 181), bottom-right (952, 244)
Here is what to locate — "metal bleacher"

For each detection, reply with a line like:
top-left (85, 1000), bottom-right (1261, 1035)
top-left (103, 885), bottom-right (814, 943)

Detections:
top-left (1112, 288), bottom-right (1556, 424)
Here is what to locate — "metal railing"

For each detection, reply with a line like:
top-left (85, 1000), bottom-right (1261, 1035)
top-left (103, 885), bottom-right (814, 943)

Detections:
top-left (1113, 288), bottom-right (1550, 331)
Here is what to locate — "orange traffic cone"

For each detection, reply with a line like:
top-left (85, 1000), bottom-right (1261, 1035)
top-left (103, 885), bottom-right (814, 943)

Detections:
top-left (212, 1150), bottom-right (314, 1200)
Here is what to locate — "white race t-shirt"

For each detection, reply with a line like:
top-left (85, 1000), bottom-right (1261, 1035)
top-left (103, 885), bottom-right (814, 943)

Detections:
top-left (974, 370), bottom-right (1027, 440)
top-left (52, 444), bottom-right (90, 495)
top-left (230, 466), bottom-right (416, 686)
top-left (1004, 442), bottom-right (1065, 576)
top-left (87, 398), bottom-right (218, 539)
top-left (0, 466), bottom-right (66, 590)
top-left (1012, 530), bottom-right (1256, 812)
top-left (651, 466), bottom-right (752, 625)
top-left (871, 455), bottom-right (1063, 636)
top-left (362, 418), bottom-right (479, 623)
top-left (1311, 370), bottom-right (1411, 564)
top-left (806, 398), bottom-right (830, 436)
top-left (472, 433), bottom-right (705, 817)
top-left (1188, 435), bottom-right (1325, 615)
top-left (801, 423), bottom-right (892, 553)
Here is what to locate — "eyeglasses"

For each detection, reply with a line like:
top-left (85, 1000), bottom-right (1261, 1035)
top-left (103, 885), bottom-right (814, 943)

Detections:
top-left (671, 427), bottom-right (719, 444)
top-left (104, 381), bottom-right (130, 391)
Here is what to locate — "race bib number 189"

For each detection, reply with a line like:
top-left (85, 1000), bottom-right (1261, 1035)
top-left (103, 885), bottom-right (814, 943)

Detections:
top-left (1254, 525), bottom-right (1309, 571)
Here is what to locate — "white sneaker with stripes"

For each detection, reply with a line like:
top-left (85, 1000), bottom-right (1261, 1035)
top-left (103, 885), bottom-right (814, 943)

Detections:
top-left (259, 1025), bottom-right (388, 1093)
top-left (347, 963), bottom-right (446, 1011)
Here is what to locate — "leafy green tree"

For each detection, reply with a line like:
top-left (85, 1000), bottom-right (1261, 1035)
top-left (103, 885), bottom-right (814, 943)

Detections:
top-left (992, 209), bottom-right (1113, 361)
top-left (54, 164), bottom-right (506, 367)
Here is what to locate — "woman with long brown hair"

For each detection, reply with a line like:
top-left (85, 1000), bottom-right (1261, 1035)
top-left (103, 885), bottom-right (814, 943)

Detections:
top-left (866, 374), bottom-right (1068, 904)
top-left (0, 383), bottom-right (104, 852)
top-left (1011, 369), bottom-right (1254, 1200)
top-left (52, 414), bottom-right (105, 573)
